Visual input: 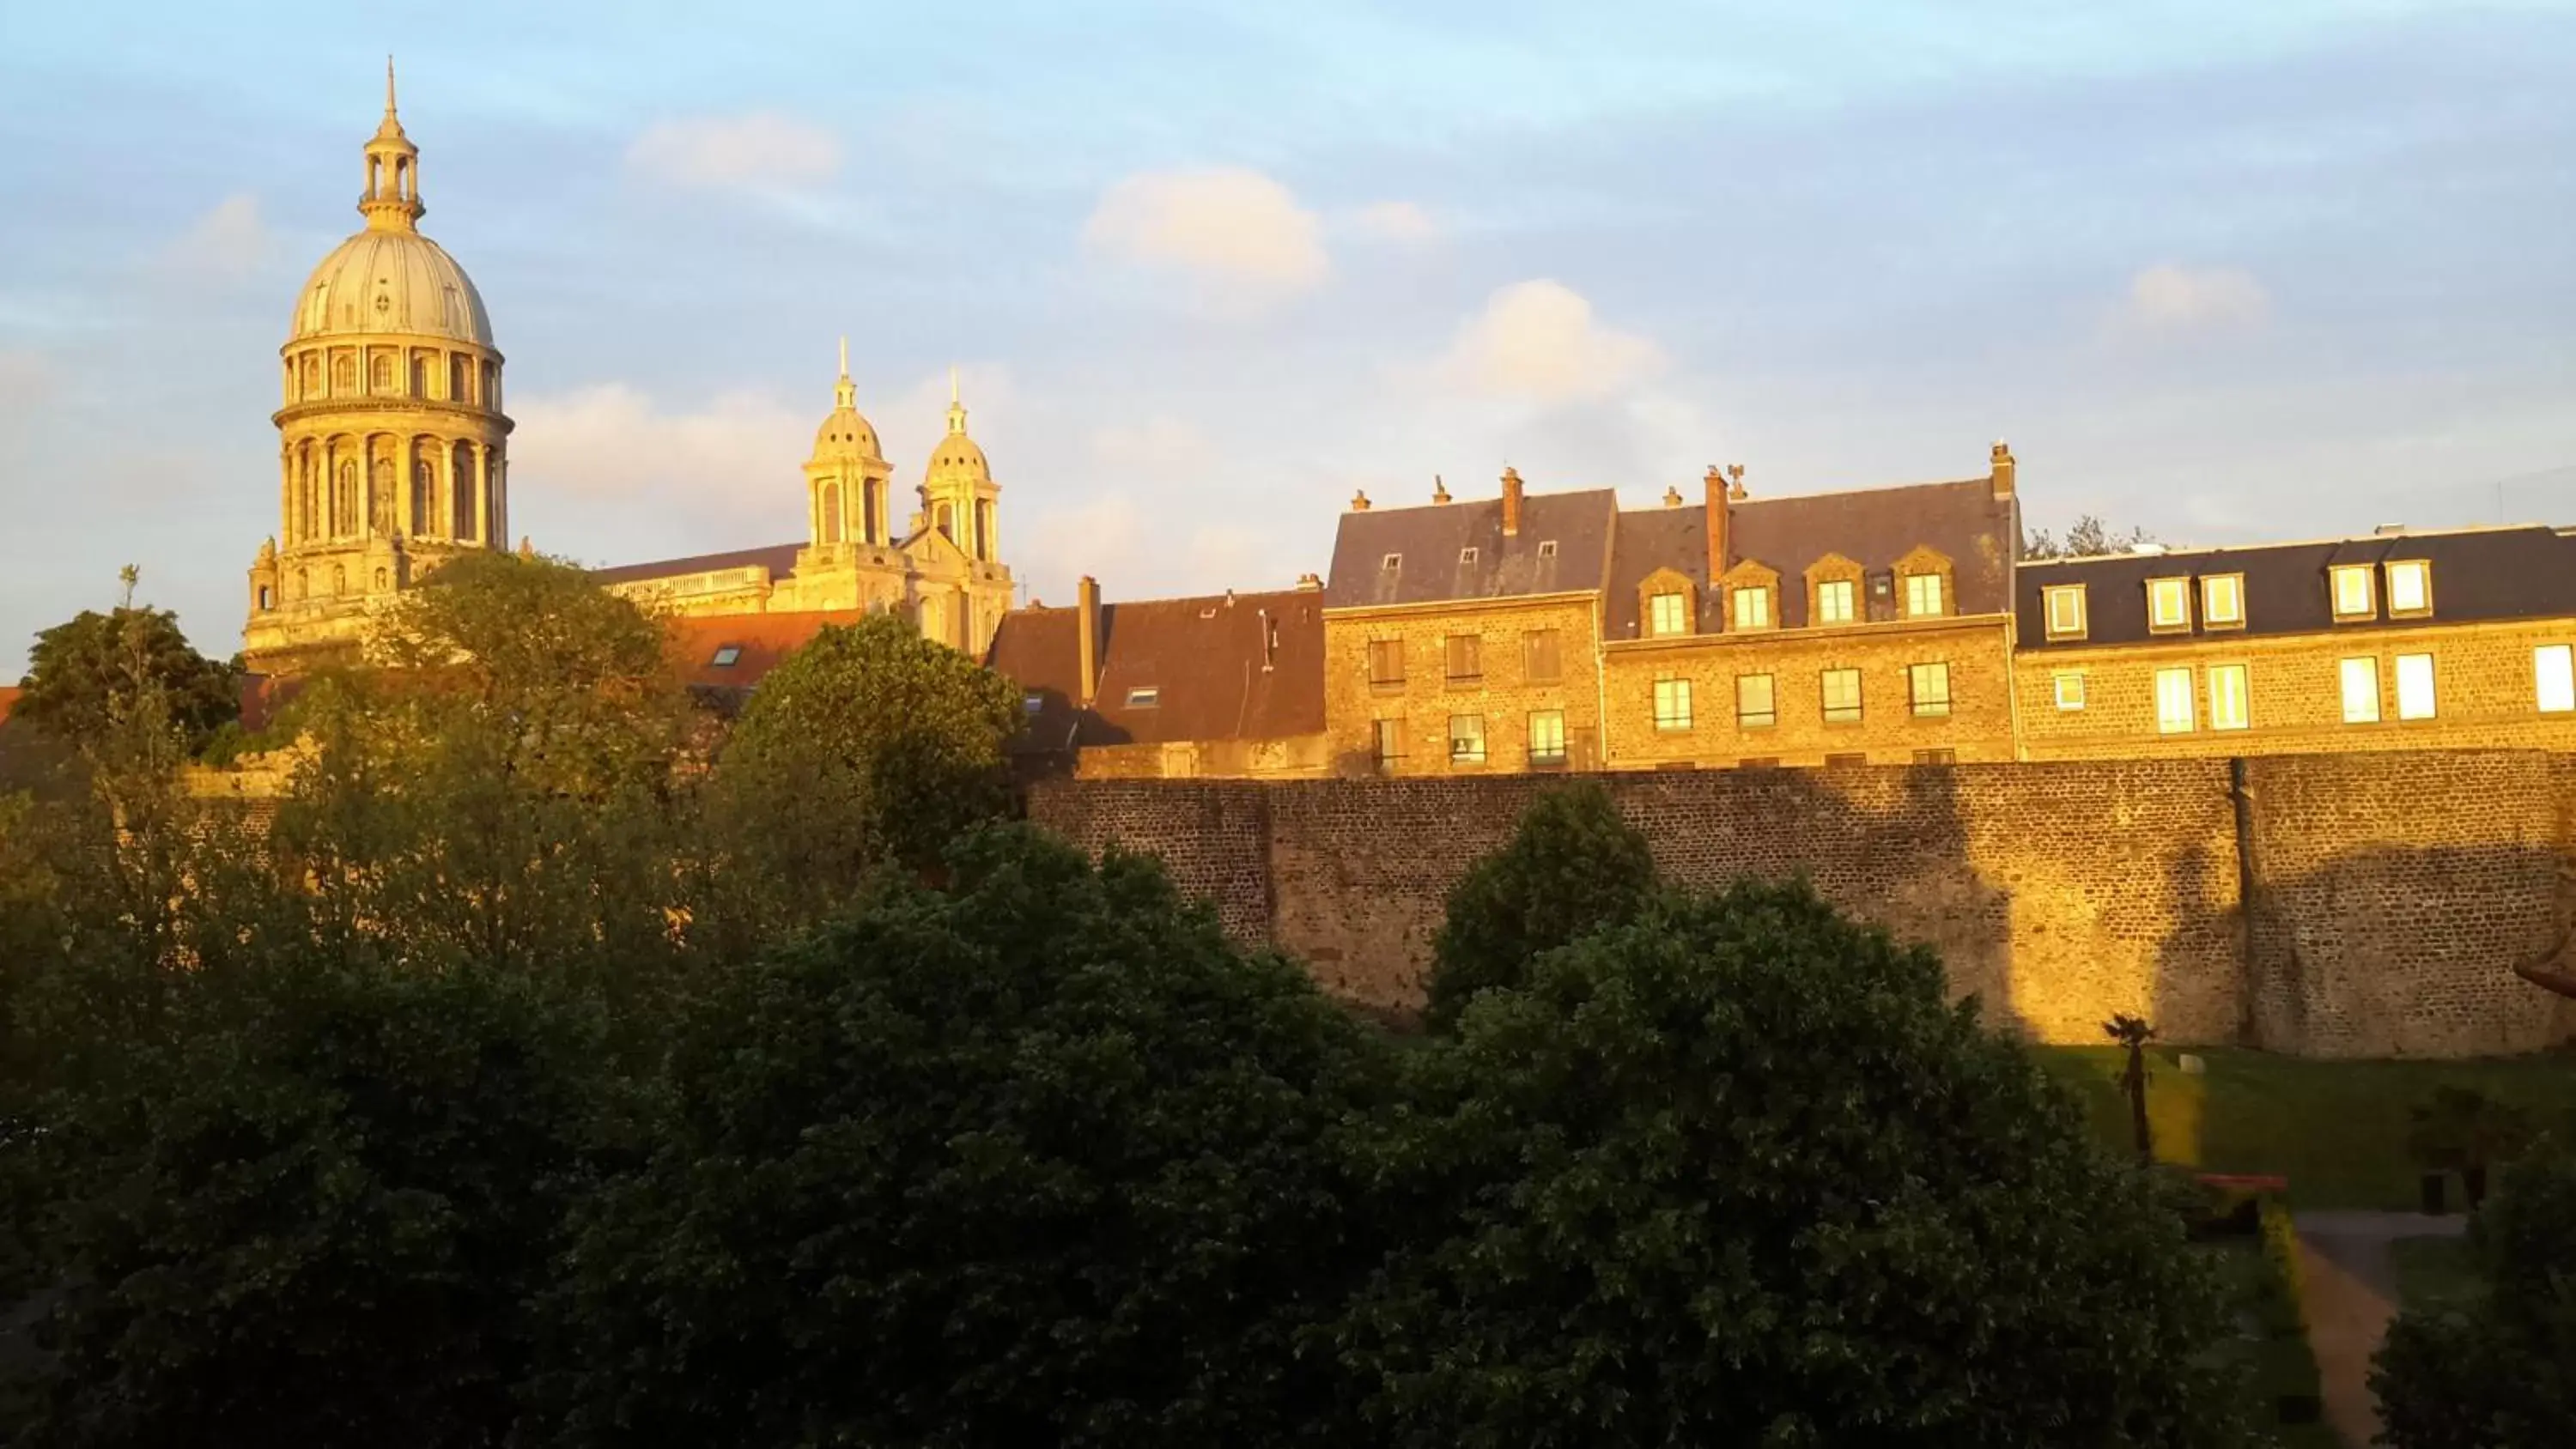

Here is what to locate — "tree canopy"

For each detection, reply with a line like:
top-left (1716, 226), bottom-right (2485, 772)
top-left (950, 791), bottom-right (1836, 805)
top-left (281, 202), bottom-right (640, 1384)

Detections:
top-left (1421, 781), bottom-right (1657, 1031)
top-left (13, 602), bottom-right (240, 755)
top-left (2022, 515), bottom-right (2159, 560)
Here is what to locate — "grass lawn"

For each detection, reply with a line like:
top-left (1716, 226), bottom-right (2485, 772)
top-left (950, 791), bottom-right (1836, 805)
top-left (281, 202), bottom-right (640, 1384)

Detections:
top-left (2032, 1046), bottom-right (2576, 1210)
top-left (2389, 1236), bottom-right (2484, 1317)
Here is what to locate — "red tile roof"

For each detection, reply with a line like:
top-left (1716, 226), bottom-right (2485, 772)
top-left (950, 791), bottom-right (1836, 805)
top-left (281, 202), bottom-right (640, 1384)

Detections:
top-left (665, 610), bottom-right (866, 689)
top-left (987, 587), bottom-right (1326, 754)
top-left (0, 686), bottom-right (19, 726)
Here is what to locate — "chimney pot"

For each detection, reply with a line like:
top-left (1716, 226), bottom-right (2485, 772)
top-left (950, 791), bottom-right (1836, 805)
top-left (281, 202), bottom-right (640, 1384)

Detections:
top-left (1076, 575), bottom-right (1102, 708)
top-left (1990, 440), bottom-right (2016, 500)
top-left (1295, 572), bottom-right (1322, 591)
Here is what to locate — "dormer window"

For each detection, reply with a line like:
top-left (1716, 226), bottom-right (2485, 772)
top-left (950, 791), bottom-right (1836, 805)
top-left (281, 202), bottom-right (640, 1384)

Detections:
top-left (2147, 577), bottom-right (2191, 634)
top-left (1816, 579), bottom-right (1855, 625)
top-left (2202, 574), bottom-right (2245, 629)
top-left (1459, 547), bottom-right (1479, 564)
top-left (1649, 591), bottom-right (1689, 637)
top-left (2330, 564), bottom-right (2375, 620)
top-left (1126, 687), bottom-right (1160, 708)
top-left (1731, 585), bottom-right (1772, 630)
top-left (1536, 540), bottom-right (1558, 558)
top-left (710, 646), bottom-right (743, 667)
top-left (2043, 584), bottom-right (2087, 640)
top-left (1382, 553), bottom-right (1401, 571)
top-left (2385, 560), bottom-right (2432, 618)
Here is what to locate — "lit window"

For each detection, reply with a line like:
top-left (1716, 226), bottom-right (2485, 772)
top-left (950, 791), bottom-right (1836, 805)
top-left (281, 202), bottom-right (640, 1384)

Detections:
top-left (1816, 579), bottom-right (1856, 625)
top-left (1449, 713), bottom-right (1486, 764)
top-left (1736, 673), bottom-right (1777, 729)
top-left (1522, 628), bottom-right (1561, 683)
top-left (1731, 585), bottom-right (1772, 630)
top-left (1528, 709), bottom-right (1567, 765)
top-left (2202, 574), bottom-right (2245, 628)
top-left (710, 645), bottom-right (743, 667)
top-left (2386, 560), bottom-right (2432, 617)
top-left (2330, 565), bottom-right (2375, 620)
top-left (1649, 591), bottom-right (1689, 637)
top-left (2539, 645), bottom-right (2575, 714)
top-left (2396, 653), bottom-right (2436, 720)
top-left (1906, 662), bottom-right (1952, 718)
top-left (1444, 634), bottom-right (1481, 682)
top-left (1820, 668), bottom-right (1862, 724)
top-left (1653, 677), bottom-right (1693, 732)
top-left (2043, 585), bottom-right (2086, 640)
top-left (1372, 718), bottom-right (1404, 769)
top-left (1126, 686), bottom-right (1160, 708)
top-left (2154, 667), bottom-right (2195, 734)
top-left (1022, 693), bottom-right (1042, 716)
top-left (1905, 573), bottom-right (1945, 618)
top-left (1367, 639), bottom-right (1405, 688)
top-left (2052, 671), bottom-right (2085, 711)
top-left (2148, 578), bottom-right (2191, 633)
top-left (2208, 664), bottom-right (2250, 731)
top-left (2340, 657), bottom-right (2381, 724)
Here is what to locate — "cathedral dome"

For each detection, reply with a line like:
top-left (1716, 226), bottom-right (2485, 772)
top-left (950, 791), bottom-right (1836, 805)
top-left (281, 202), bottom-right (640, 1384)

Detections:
top-left (289, 229), bottom-right (494, 346)
top-left (811, 341), bottom-right (883, 460)
top-left (924, 430), bottom-right (988, 482)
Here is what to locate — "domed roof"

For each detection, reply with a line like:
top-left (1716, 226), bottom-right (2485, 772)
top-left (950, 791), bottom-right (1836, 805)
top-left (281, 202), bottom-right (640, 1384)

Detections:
top-left (811, 346), bottom-right (883, 461)
top-left (289, 228), bottom-right (494, 347)
top-left (925, 430), bottom-right (988, 482)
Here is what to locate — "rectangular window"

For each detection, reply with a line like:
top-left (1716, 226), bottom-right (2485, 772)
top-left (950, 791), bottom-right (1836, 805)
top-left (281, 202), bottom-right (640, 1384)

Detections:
top-left (1825, 752), bottom-right (1868, 767)
top-left (2202, 574), bottom-right (2245, 628)
top-left (1736, 673), bottom-right (1777, 729)
top-left (2341, 657), bottom-right (2381, 724)
top-left (2154, 666), bottom-right (2195, 734)
top-left (2331, 564), bottom-right (2375, 620)
top-left (1820, 667), bottom-right (1862, 724)
top-left (1912, 748), bottom-right (1957, 766)
top-left (1449, 713), bottom-right (1486, 765)
top-left (1372, 718), bottom-right (1404, 769)
top-left (1649, 591), bottom-right (1689, 637)
top-left (2386, 560), bottom-right (2432, 617)
top-left (2539, 645), bottom-right (2575, 714)
top-left (1731, 585), bottom-right (1772, 630)
top-left (1458, 546), bottom-right (1479, 565)
top-left (1816, 579), bottom-right (1856, 625)
top-left (2043, 584), bottom-right (2087, 640)
top-left (2148, 577), bottom-right (2192, 633)
top-left (1126, 687), bottom-right (1159, 708)
top-left (1905, 573), bottom-right (1945, 618)
top-left (1522, 628), bottom-right (1562, 683)
top-left (1653, 677), bottom-right (1693, 732)
top-left (2208, 664), bottom-right (2250, 731)
top-left (1367, 638), bottom-right (1405, 688)
top-left (2052, 671), bottom-right (2085, 711)
top-left (1022, 693), bottom-right (1043, 716)
top-left (1527, 709), bottom-right (1567, 766)
top-left (1381, 552), bottom-right (1401, 571)
top-left (709, 645), bottom-right (743, 667)
top-left (1907, 662), bottom-right (1952, 718)
top-left (2396, 652), bottom-right (2436, 720)
top-left (1443, 634), bottom-right (1480, 683)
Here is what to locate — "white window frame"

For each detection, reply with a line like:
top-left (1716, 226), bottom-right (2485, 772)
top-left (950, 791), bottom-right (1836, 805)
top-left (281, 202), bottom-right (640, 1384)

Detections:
top-left (1648, 591), bottom-right (1689, 637)
top-left (2051, 670), bottom-right (2085, 711)
top-left (1449, 712), bottom-right (1487, 764)
top-left (2147, 577), bottom-right (2192, 634)
top-left (2154, 666), bottom-right (2196, 734)
top-left (2340, 657), bottom-right (2381, 724)
top-left (1904, 572), bottom-right (1945, 619)
top-left (2395, 652), bottom-right (2437, 721)
top-left (1906, 661), bottom-right (1952, 718)
top-left (1126, 686), bottom-right (1160, 708)
top-left (1653, 677), bottom-right (1693, 732)
top-left (2539, 645), bottom-right (2575, 714)
top-left (2201, 573), bottom-right (2245, 629)
top-left (1816, 579), bottom-right (1856, 626)
top-left (2207, 664), bottom-right (2250, 731)
top-left (2385, 560), bottom-right (2432, 618)
top-left (2043, 584), bottom-right (2086, 640)
top-left (2330, 564), bottom-right (2375, 620)
top-left (1820, 667), bottom-right (1862, 724)
top-left (1736, 672), bottom-right (1777, 729)
top-left (1527, 708), bottom-right (1567, 765)
top-left (1731, 585), bottom-right (1772, 631)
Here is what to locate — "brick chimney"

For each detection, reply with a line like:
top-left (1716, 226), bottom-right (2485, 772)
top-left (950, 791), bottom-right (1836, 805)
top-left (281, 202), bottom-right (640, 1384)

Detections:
top-left (1349, 489), bottom-right (1370, 512)
top-left (1704, 464), bottom-right (1732, 585)
top-left (1990, 440), bottom-right (2016, 500)
top-left (1076, 574), bottom-right (1101, 707)
top-left (1501, 466), bottom-right (1523, 537)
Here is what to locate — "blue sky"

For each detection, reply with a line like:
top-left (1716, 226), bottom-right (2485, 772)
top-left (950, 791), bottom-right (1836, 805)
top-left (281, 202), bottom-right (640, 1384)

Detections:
top-left (3, 1), bottom-right (2573, 669)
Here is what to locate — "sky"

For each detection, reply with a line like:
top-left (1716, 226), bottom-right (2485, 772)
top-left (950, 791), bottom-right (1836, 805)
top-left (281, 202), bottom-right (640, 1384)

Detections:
top-left (3, 0), bottom-right (2573, 670)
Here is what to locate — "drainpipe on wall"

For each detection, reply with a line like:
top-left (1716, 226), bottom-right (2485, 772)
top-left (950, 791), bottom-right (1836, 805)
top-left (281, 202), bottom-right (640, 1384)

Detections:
top-left (2229, 756), bottom-right (2264, 1046)
top-left (1077, 574), bottom-right (1100, 708)
top-left (1592, 592), bottom-right (1609, 770)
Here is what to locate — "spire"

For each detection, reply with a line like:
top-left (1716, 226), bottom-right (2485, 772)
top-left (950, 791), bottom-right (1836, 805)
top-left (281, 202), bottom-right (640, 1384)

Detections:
top-left (358, 60), bottom-right (422, 232)
top-left (945, 365), bottom-right (969, 435)
top-left (834, 336), bottom-right (855, 409)
top-left (386, 55), bottom-right (398, 117)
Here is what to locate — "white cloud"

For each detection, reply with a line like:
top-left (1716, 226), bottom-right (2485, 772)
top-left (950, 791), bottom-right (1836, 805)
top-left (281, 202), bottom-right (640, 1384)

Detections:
top-left (2114, 264), bottom-right (2271, 336)
top-left (1432, 279), bottom-right (1666, 403)
top-left (627, 112), bottom-right (842, 191)
top-left (508, 384), bottom-right (810, 503)
top-left (1350, 200), bottom-right (1440, 245)
top-left (161, 193), bottom-right (274, 280)
top-left (1017, 489), bottom-right (1279, 606)
top-left (1090, 415), bottom-right (1212, 477)
top-left (1082, 167), bottom-right (1327, 312)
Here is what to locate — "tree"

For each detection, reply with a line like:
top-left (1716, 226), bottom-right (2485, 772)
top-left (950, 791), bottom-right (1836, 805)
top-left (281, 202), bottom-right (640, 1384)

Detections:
top-left (2023, 516), bottom-right (2158, 560)
top-left (2105, 1014), bottom-right (2158, 1165)
top-left (2405, 1086), bottom-right (2536, 1210)
top-left (538, 825), bottom-right (1388, 1448)
top-left (2373, 1143), bottom-right (2576, 1447)
top-left (1422, 781), bottom-right (1657, 1032)
top-left (1338, 879), bottom-right (2249, 1446)
top-left (14, 593), bottom-right (240, 756)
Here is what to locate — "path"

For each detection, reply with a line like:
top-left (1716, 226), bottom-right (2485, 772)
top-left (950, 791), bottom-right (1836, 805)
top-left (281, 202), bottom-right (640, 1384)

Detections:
top-left (2292, 1210), bottom-right (2467, 1447)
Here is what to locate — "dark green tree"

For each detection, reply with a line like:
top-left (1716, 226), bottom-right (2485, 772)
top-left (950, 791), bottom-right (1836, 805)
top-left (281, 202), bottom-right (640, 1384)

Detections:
top-left (14, 593), bottom-right (240, 756)
top-left (1422, 781), bottom-right (1656, 1032)
top-left (2373, 1143), bottom-right (2576, 1447)
top-left (1339, 879), bottom-right (2249, 1446)
top-left (538, 825), bottom-right (1388, 1448)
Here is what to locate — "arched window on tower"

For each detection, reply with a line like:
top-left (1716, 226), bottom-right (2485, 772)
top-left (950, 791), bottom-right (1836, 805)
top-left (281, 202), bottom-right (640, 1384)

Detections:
top-left (936, 502), bottom-right (955, 543)
top-left (371, 354), bottom-right (393, 393)
top-left (449, 355), bottom-right (471, 403)
top-left (821, 482), bottom-right (843, 545)
top-left (976, 500), bottom-right (996, 561)
top-left (412, 458), bottom-right (435, 537)
top-left (332, 353), bottom-right (356, 395)
top-left (411, 353), bottom-right (430, 397)
top-left (452, 442), bottom-right (477, 541)
top-left (302, 354), bottom-right (320, 397)
top-left (297, 452), bottom-right (319, 542)
top-left (370, 458), bottom-right (395, 535)
top-left (336, 460), bottom-right (359, 537)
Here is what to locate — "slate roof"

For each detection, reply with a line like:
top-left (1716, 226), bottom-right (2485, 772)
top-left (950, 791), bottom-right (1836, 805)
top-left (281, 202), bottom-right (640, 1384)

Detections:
top-left (2015, 525), bottom-right (2576, 647)
top-left (665, 610), bottom-right (865, 688)
top-left (1323, 490), bottom-right (1619, 609)
top-left (1607, 476), bottom-right (2018, 637)
top-left (592, 542), bottom-right (803, 587)
top-left (987, 588), bottom-right (1326, 754)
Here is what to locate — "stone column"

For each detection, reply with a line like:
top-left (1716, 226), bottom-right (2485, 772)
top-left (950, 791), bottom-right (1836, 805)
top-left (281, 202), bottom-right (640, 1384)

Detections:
top-left (471, 444), bottom-right (490, 548)
top-left (279, 445), bottom-right (295, 547)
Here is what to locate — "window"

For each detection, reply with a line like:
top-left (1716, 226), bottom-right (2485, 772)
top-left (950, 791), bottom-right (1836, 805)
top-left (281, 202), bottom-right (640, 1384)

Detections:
top-left (2539, 646), bottom-right (2575, 714)
top-left (2154, 667), bottom-right (2196, 734)
top-left (1022, 693), bottom-right (1043, 716)
top-left (2330, 564), bottom-right (2375, 620)
top-left (1820, 667), bottom-right (1862, 724)
top-left (2202, 574), bottom-right (2245, 628)
top-left (1367, 639), bottom-right (1405, 689)
top-left (2340, 657), bottom-right (2381, 724)
top-left (2147, 577), bottom-right (2191, 633)
top-left (1653, 677), bottom-right (1693, 732)
top-left (1816, 579), bottom-right (1856, 625)
top-left (1648, 591), bottom-right (1689, 637)
top-left (1904, 572), bottom-right (1944, 618)
top-left (1912, 749), bottom-right (1957, 766)
top-left (2386, 560), bottom-right (2432, 617)
top-left (2053, 671), bottom-right (2085, 711)
top-left (709, 646), bottom-right (743, 667)
top-left (1907, 662), bottom-right (1952, 718)
top-left (257, 585), bottom-right (273, 611)
top-left (1731, 585), bottom-right (1772, 631)
top-left (1381, 553), bottom-right (1401, 571)
top-left (1522, 628), bottom-right (1561, 683)
top-left (1449, 713), bottom-right (1486, 765)
top-left (2043, 585), bottom-right (2087, 640)
top-left (2208, 664), bottom-right (2250, 731)
top-left (1527, 709), bottom-right (1567, 766)
top-left (1536, 539), bottom-right (1558, 558)
top-left (1459, 547), bottom-right (1479, 564)
top-left (1736, 673), bottom-right (1777, 729)
top-left (1372, 718), bottom-right (1404, 769)
top-left (1443, 634), bottom-right (1481, 683)
top-left (2396, 653), bottom-right (2436, 720)
top-left (1825, 751), bottom-right (1868, 767)
top-left (1126, 686), bottom-right (1160, 708)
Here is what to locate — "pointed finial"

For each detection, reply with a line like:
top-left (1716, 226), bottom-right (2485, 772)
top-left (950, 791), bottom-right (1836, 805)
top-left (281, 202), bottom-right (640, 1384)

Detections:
top-left (945, 365), bottom-right (969, 434)
top-left (950, 364), bottom-right (959, 405)
top-left (386, 56), bottom-right (399, 115)
top-left (838, 336), bottom-right (849, 378)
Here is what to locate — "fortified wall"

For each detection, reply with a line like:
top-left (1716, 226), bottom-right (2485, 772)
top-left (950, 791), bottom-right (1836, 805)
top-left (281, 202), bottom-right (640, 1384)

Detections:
top-left (1027, 750), bottom-right (2576, 1058)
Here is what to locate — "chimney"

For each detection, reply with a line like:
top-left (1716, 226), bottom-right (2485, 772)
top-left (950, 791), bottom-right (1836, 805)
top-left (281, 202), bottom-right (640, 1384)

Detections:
top-left (1501, 465), bottom-right (1523, 537)
top-left (1076, 574), bottom-right (1101, 707)
top-left (1662, 486), bottom-right (1683, 508)
top-left (1990, 440), bottom-right (2016, 500)
top-left (1349, 489), bottom-right (1371, 512)
top-left (1704, 464), bottom-right (1732, 585)
top-left (1431, 475), bottom-right (1452, 505)
top-left (1295, 572), bottom-right (1322, 591)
